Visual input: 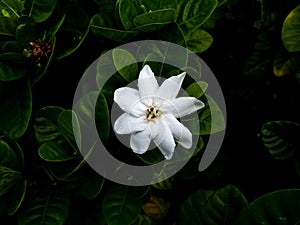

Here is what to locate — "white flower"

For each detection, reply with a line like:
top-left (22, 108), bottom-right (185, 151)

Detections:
top-left (113, 65), bottom-right (205, 160)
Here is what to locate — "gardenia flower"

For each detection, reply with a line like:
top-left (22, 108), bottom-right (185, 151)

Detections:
top-left (113, 65), bottom-right (204, 160)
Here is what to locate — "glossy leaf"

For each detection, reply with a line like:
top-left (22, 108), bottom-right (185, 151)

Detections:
top-left (45, 13), bottom-right (65, 39)
top-left (142, 0), bottom-right (177, 11)
top-left (27, 0), bottom-right (58, 23)
top-left (8, 180), bottom-right (27, 216)
top-left (234, 189), bottom-right (300, 225)
top-left (1, 0), bottom-right (24, 17)
top-left (0, 139), bottom-right (18, 168)
top-left (34, 106), bottom-right (64, 144)
top-left (38, 142), bottom-right (78, 162)
top-left (202, 9), bottom-right (226, 29)
top-left (0, 16), bottom-right (16, 38)
top-left (132, 214), bottom-right (152, 225)
top-left (16, 23), bottom-right (36, 47)
top-left (58, 110), bottom-right (80, 151)
top-left (0, 166), bottom-right (23, 197)
top-left (55, 4), bottom-right (89, 59)
top-left (261, 120), bottom-right (300, 160)
top-left (75, 91), bottom-right (110, 143)
top-left (282, 5), bottom-right (300, 52)
top-left (143, 196), bottom-right (170, 220)
top-left (151, 176), bottom-right (175, 190)
top-left (185, 95), bottom-right (225, 135)
top-left (81, 170), bottom-right (105, 200)
top-left (18, 189), bottom-right (70, 225)
top-left (119, 0), bottom-right (141, 30)
top-left (102, 185), bottom-right (148, 225)
top-left (178, 185), bottom-right (248, 225)
top-left (186, 81), bottom-right (208, 98)
top-left (273, 49), bottom-right (300, 77)
top-left (96, 52), bottom-right (122, 98)
top-left (154, 23), bottom-right (186, 45)
top-left (112, 48), bottom-right (138, 82)
top-left (0, 79), bottom-right (32, 140)
top-left (1, 40), bottom-right (23, 52)
top-left (0, 53), bottom-right (26, 81)
top-left (133, 9), bottom-right (176, 33)
top-left (176, 0), bottom-right (218, 35)
top-left (90, 13), bottom-right (138, 41)
top-left (185, 29), bottom-right (213, 53)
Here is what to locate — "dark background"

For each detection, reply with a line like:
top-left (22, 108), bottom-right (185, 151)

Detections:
top-left (31, 0), bottom-right (300, 204)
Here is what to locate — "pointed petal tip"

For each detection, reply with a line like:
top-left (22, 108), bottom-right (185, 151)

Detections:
top-left (140, 64), bottom-right (154, 78)
top-left (178, 71), bottom-right (186, 78)
top-left (164, 152), bottom-right (174, 160)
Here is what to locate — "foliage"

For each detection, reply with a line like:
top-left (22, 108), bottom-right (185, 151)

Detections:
top-left (0, 0), bottom-right (299, 224)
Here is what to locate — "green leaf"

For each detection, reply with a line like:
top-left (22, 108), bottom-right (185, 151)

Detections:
top-left (58, 110), bottom-right (80, 151)
top-left (55, 4), bottom-right (89, 59)
top-left (18, 189), bottom-right (70, 225)
top-left (96, 52), bottom-right (123, 98)
top-left (151, 176), bottom-right (175, 190)
top-left (243, 50), bottom-right (272, 78)
top-left (90, 13), bottom-right (138, 42)
top-left (185, 29), bottom-right (213, 53)
top-left (282, 5), bottom-right (300, 52)
top-left (234, 189), bottom-right (300, 225)
top-left (45, 13), bottom-right (65, 39)
top-left (142, 0), bottom-right (177, 11)
top-left (176, 0), bottom-right (218, 35)
top-left (0, 16), bottom-right (16, 38)
top-left (202, 10), bottom-right (224, 29)
top-left (261, 120), bottom-right (300, 160)
top-left (16, 22), bottom-right (36, 47)
top-left (143, 195), bottom-right (170, 220)
top-left (0, 60), bottom-right (26, 81)
top-left (75, 91), bottom-right (110, 143)
top-left (1, 40), bottom-right (23, 52)
top-left (119, 0), bottom-right (141, 30)
top-left (2, 0), bottom-right (24, 16)
top-left (27, 0), bottom-right (58, 23)
top-left (132, 214), bottom-right (152, 225)
top-left (34, 106), bottom-right (64, 144)
top-left (95, 92), bottom-right (110, 143)
top-left (273, 49), bottom-right (300, 77)
top-left (81, 170), bottom-right (105, 200)
top-left (133, 9), bottom-right (176, 32)
top-left (112, 48), bottom-right (138, 82)
top-left (1, 0), bottom-right (24, 18)
top-left (186, 81), bottom-right (208, 98)
top-left (0, 139), bottom-right (18, 168)
top-left (178, 185), bottom-right (248, 225)
top-left (103, 185), bottom-right (148, 225)
top-left (154, 23), bottom-right (186, 45)
top-left (185, 95), bottom-right (225, 135)
top-left (35, 108), bottom-right (80, 162)
top-left (0, 166), bottom-right (23, 197)
top-left (38, 142), bottom-right (78, 162)
top-left (8, 180), bottom-right (26, 215)
top-left (0, 79), bottom-right (32, 140)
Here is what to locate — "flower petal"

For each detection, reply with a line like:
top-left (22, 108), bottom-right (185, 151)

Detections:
top-left (138, 65), bottom-right (159, 105)
top-left (153, 119), bottom-right (176, 160)
top-left (114, 113), bottom-right (147, 134)
top-left (155, 72), bottom-right (186, 101)
top-left (161, 97), bottom-right (204, 118)
top-left (114, 87), bottom-right (139, 112)
top-left (163, 114), bottom-right (192, 148)
top-left (114, 87), bottom-right (147, 117)
top-left (130, 125), bottom-right (153, 154)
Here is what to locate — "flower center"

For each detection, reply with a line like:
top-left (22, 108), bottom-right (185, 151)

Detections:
top-left (146, 106), bottom-right (160, 121)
